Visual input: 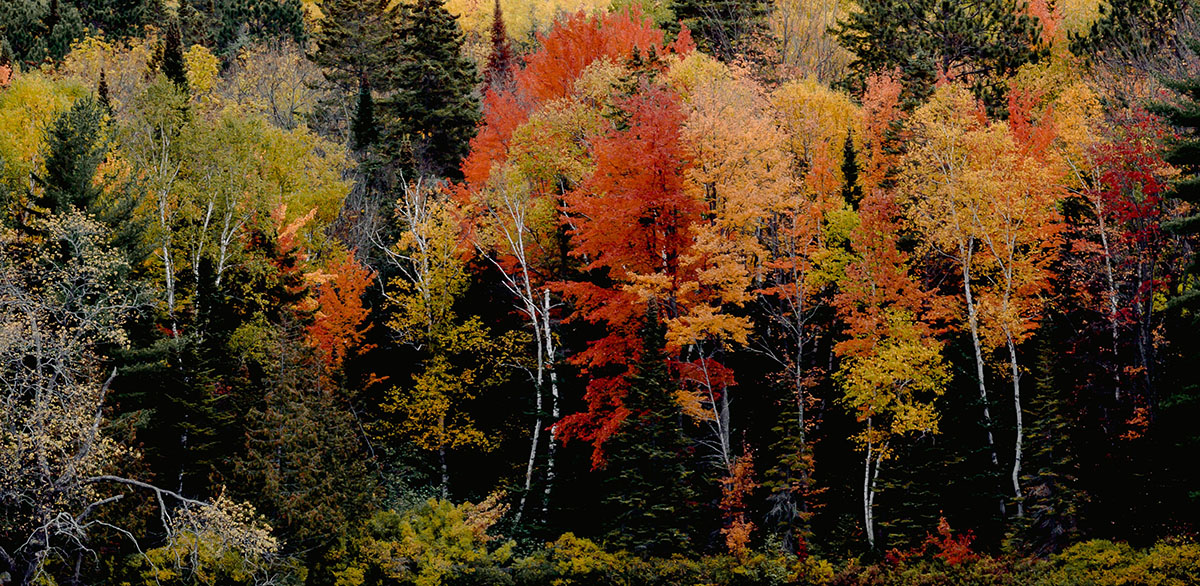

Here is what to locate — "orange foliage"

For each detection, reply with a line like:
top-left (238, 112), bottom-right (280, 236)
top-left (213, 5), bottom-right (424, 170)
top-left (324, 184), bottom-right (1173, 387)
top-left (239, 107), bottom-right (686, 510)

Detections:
top-left (924, 517), bottom-right (978, 565)
top-left (515, 7), bottom-right (673, 103)
top-left (308, 251), bottom-right (375, 372)
top-left (557, 84), bottom-right (702, 466)
top-left (860, 70), bottom-right (904, 194)
top-left (720, 451), bottom-right (758, 558)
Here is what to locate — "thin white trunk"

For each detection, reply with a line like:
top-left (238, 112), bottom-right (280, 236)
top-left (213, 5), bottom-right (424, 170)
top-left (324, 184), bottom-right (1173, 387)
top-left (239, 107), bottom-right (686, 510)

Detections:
top-left (962, 245), bottom-right (997, 461)
top-left (863, 438), bottom-right (873, 549)
top-left (1094, 200), bottom-right (1123, 401)
top-left (516, 294), bottom-right (543, 523)
top-left (542, 288), bottom-right (559, 516)
top-left (1006, 332), bottom-right (1024, 517)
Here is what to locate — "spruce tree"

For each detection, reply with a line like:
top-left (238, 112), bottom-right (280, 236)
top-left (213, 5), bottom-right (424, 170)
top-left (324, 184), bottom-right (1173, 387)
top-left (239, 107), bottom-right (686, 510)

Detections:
top-left (841, 132), bottom-right (862, 208)
top-left (352, 74), bottom-right (378, 151)
top-left (483, 0), bottom-right (514, 92)
top-left (161, 17), bottom-right (189, 93)
top-left (835, 0), bottom-right (1044, 109)
top-left (38, 96), bottom-right (108, 216)
top-left (1148, 41), bottom-right (1200, 509)
top-left (311, 0), bottom-right (393, 93)
top-left (35, 95), bottom-right (148, 264)
top-left (669, 0), bottom-right (770, 63)
top-left (97, 68), bottom-right (113, 113)
top-left (1149, 38), bottom-right (1200, 321)
top-left (382, 0), bottom-right (480, 179)
top-left (601, 304), bottom-right (698, 556)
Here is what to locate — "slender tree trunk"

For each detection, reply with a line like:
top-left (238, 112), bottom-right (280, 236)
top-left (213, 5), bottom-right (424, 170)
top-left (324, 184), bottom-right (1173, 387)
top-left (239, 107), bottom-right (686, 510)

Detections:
top-left (516, 298), bottom-right (543, 524)
top-left (863, 436), bottom-right (874, 549)
top-left (542, 288), bottom-right (559, 516)
top-left (439, 445), bottom-right (449, 500)
top-left (962, 243), bottom-right (1005, 516)
top-left (1095, 202), bottom-right (1123, 400)
top-left (1006, 332), bottom-right (1024, 517)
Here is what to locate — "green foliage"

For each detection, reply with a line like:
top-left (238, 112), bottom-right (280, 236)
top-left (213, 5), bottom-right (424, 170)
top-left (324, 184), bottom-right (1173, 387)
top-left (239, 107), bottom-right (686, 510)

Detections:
top-left (834, 0), bottom-right (1045, 108)
top-left (162, 18), bottom-right (189, 93)
top-left (179, 0), bottom-right (307, 60)
top-left (1069, 0), bottom-right (1189, 65)
top-left (353, 76), bottom-right (378, 151)
top-left (668, 0), bottom-right (770, 62)
top-left (600, 306), bottom-right (700, 556)
top-left (0, 0), bottom-right (85, 66)
top-left (330, 499), bottom-right (514, 586)
top-left (1042, 539), bottom-right (1200, 586)
top-left (513, 534), bottom-right (832, 586)
top-left (380, 0), bottom-right (480, 179)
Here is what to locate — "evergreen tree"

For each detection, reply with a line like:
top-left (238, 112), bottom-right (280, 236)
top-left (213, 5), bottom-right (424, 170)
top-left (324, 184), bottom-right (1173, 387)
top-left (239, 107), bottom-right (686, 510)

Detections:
top-left (835, 0), bottom-right (1044, 108)
top-left (668, 0), bottom-right (770, 63)
top-left (1070, 0), bottom-right (1188, 68)
top-left (311, 0), bottom-right (393, 93)
top-left (237, 319), bottom-right (379, 554)
top-left (78, 0), bottom-right (160, 39)
top-left (162, 17), bottom-right (189, 93)
top-left (841, 132), bottom-right (862, 208)
top-left (352, 74), bottom-right (379, 151)
top-left (483, 0), bottom-right (514, 92)
top-left (97, 68), bottom-right (113, 113)
top-left (37, 97), bottom-right (108, 216)
top-left (178, 0), bottom-right (306, 59)
top-left (1148, 37), bottom-right (1200, 524)
top-left (601, 305), bottom-right (699, 556)
top-left (381, 0), bottom-right (480, 179)
top-left (1149, 37), bottom-right (1200, 323)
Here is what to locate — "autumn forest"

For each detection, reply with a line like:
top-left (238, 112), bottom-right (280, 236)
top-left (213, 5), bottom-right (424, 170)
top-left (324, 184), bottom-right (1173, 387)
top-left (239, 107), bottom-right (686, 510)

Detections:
top-left (2, 0), bottom-right (1200, 584)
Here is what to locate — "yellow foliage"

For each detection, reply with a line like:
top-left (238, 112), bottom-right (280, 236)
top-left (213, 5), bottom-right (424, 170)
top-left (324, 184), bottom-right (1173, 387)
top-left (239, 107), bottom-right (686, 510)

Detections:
top-left (59, 34), bottom-right (156, 114)
top-left (772, 77), bottom-right (861, 182)
top-left (0, 73), bottom-right (85, 193)
top-left (185, 44), bottom-right (221, 100)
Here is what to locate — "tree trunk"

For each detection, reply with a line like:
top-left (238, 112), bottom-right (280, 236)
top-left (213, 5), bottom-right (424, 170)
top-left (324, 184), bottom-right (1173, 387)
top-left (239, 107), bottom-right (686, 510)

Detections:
top-left (515, 295), bottom-right (544, 523)
top-left (863, 437), bottom-right (874, 549)
top-left (439, 445), bottom-right (449, 499)
top-left (542, 288), bottom-right (559, 517)
top-left (962, 243), bottom-right (1005, 516)
top-left (1006, 332), bottom-right (1024, 518)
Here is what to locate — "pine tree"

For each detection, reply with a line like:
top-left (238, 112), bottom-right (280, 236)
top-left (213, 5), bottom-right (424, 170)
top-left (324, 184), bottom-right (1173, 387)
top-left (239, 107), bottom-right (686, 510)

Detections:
top-left (1070, 0), bottom-right (1187, 67)
top-left (162, 17), bottom-right (189, 93)
top-left (1150, 38), bottom-right (1200, 320)
top-left (483, 0), bottom-right (514, 92)
top-left (669, 0), bottom-right (770, 63)
top-left (601, 304), bottom-right (699, 556)
top-left (97, 68), bottom-right (113, 113)
top-left (381, 0), bottom-right (480, 179)
top-left (352, 74), bottom-right (378, 151)
top-left (311, 0), bottom-right (393, 93)
top-left (841, 132), bottom-right (862, 208)
top-left (835, 0), bottom-right (1044, 109)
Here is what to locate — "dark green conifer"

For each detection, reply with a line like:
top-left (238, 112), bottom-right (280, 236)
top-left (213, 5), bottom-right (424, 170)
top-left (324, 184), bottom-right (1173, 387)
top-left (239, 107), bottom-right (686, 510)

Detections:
top-left (382, 0), bottom-right (480, 179)
top-left (311, 0), bottom-right (392, 93)
top-left (841, 132), bottom-right (862, 208)
top-left (97, 68), bottom-right (113, 113)
top-left (352, 74), bottom-right (378, 151)
top-left (483, 0), bottom-right (514, 92)
top-left (601, 304), bottom-right (699, 556)
top-left (835, 0), bottom-right (1044, 109)
top-left (161, 17), bottom-right (189, 93)
top-left (1149, 38), bottom-right (1200, 319)
top-left (668, 0), bottom-right (770, 63)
